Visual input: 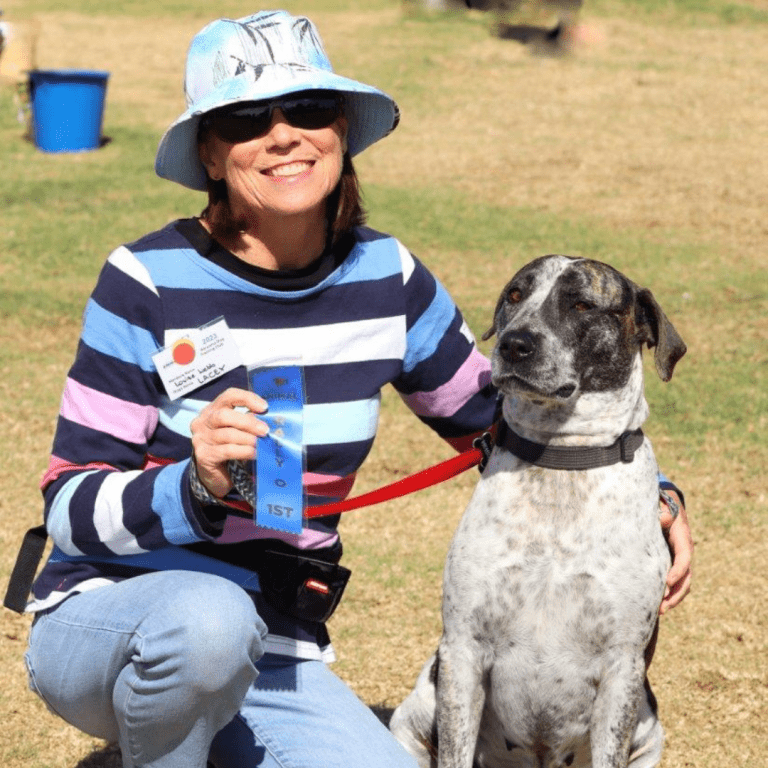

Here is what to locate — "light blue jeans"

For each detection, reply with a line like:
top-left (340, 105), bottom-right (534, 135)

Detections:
top-left (25, 571), bottom-right (418, 768)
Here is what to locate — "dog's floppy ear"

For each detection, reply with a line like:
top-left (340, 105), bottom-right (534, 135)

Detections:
top-left (635, 288), bottom-right (687, 381)
top-left (481, 287), bottom-right (510, 341)
top-left (481, 321), bottom-right (497, 342)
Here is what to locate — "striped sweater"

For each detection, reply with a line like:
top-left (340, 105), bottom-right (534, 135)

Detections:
top-left (32, 219), bottom-right (497, 659)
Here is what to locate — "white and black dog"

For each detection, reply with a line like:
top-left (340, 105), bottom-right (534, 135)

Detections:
top-left (390, 255), bottom-right (687, 768)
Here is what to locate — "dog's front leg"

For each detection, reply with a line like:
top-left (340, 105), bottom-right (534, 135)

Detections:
top-left (435, 639), bottom-right (486, 768)
top-left (590, 651), bottom-right (648, 768)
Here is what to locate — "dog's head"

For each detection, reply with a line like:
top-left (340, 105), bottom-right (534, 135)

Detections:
top-left (482, 255), bottom-right (687, 403)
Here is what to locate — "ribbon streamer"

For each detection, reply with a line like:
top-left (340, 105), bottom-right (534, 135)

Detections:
top-left (249, 364), bottom-right (306, 534)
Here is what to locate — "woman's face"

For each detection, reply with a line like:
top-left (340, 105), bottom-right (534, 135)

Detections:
top-left (199, 105), bottom-right (348, 226)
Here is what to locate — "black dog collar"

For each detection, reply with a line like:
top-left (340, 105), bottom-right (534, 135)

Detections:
top-left (497, 421), bottom-right (645, 470)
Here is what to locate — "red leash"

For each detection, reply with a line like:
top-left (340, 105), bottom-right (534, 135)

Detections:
top-left (305, 444), bottom-right (485, 518)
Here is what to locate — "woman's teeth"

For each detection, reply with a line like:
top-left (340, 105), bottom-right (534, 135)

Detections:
top-left (267, 162), bottom-right (311, 177)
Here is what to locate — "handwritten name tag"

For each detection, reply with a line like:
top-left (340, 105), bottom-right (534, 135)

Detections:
top-left (153, 317), bottom-right (242, 401)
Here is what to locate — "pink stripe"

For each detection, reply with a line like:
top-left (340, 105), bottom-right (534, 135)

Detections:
top-left (304, 472), bottom-right (356, 499)
top-left (401, 348), bottom-right (492, 418)
top-left (219, 517), bottom-right (340, 548)
top-left (143, 455), bottom-right (175, 471)
top-left (61, 378), bottom-right (158, 445)
top-left (41, 455), bottom-right (115, 489)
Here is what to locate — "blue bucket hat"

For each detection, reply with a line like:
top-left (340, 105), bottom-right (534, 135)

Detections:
top-left (155, 10), bottom-right (400, 191)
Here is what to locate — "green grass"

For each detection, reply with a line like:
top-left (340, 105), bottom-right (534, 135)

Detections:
top-left (2, 74), bottom-right (764, 467)
top-left (589, 0), bottom-right (768, 25)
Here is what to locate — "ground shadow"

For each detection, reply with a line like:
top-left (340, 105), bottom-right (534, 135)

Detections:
top-left (73, 706), bottom-right (397, 767)
top-left (74, 744), bottom-right (122, 768)
top-left (493, 22), bottom-right (573, 55)
top-left (371, 704), bottom-right (395, 727)
top-left (22, 132), bottom-right (113, 150)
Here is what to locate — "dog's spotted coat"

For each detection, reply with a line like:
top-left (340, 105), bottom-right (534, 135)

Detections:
top-left (390, 256), bottom-right (687, 768)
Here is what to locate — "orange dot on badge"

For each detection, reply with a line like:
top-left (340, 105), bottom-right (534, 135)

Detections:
top-left (172, 339), bottom-right (196, 365)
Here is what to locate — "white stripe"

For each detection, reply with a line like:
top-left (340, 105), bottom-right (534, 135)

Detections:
top-left (262, 635), bottom-right (337, 663)
top-left (233, 316), bottom-right (407, 368)
top-left (26, 579), bottom-right (117, 613)
top-left (162, 316), bottom-right (406, 370)
top-left (108, 246), bottom-right (159, 296)
top-left (396, 239), bottom-right (416, 283)
top-left (93, 471), bottom-right (151, 555)
top-left (459, 319), bottom-right (475, 345)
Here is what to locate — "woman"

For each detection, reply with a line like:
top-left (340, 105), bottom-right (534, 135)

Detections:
top-left (22, 10), bottom-right (692, 768)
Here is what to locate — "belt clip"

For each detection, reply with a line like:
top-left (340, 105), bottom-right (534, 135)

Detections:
top-left (619, 431), bottom-right (636, 463)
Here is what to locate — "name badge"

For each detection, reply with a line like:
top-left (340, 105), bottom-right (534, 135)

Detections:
top-left (153, 317), bottom-right (242, 401)
top-left (249, 364), bottom-right (306, 534)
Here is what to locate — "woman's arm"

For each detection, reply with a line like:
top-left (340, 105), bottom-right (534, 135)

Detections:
top-left (42, 247), bottom-right (220, 555)
top-left (659, 489), bottom-right (693, 613)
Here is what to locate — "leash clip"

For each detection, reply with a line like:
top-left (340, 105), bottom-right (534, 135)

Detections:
top-left (473, 431), bottom-right (494, 474)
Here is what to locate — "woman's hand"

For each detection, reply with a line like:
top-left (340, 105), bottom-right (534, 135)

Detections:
top-left (659, 491), bottom-right (693, 614)
top-left (190, 387), bottom-right (269, 498)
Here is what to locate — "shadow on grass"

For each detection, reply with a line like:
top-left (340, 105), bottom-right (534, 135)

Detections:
top-left (74, 744), bottom-right (121, 768)
top-left (73, 707), bottom-right (396, 767)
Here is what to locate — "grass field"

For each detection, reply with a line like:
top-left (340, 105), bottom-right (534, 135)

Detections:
top-left (1, 1), bottom-right (766, 766)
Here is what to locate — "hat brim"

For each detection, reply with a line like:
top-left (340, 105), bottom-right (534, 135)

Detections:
top-left (155, 64), bottom-right (399, 191)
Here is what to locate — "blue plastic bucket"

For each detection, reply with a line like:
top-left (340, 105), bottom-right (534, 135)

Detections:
top-left (29, 69), bottom-right (109, 153)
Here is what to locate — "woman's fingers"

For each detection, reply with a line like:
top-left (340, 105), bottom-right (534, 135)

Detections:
top-left (190, 388), bottom-right (270, 498)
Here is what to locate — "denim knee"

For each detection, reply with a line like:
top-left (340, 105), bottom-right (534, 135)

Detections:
top-left (149, 574), bottom-right (267, 694)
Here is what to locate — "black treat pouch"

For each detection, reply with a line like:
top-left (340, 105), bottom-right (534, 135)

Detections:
top-left (258, 549), bottom-right (351, 624)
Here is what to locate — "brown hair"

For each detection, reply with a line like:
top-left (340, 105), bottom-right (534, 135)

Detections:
top-left (198, 122), bottom-right (366, 247)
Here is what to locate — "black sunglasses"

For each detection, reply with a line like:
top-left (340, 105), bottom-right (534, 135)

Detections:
top-left (202, 91), bottom-right (344, 144)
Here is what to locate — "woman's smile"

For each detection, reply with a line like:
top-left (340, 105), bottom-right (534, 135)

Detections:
top-left (263, 160), bottom-right (314, 180)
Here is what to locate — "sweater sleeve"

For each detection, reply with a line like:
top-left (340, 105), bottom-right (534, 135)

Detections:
top-left (41, 246), bottom-right (218, 557)
top-left (393, 248), bottom-right (499, 452)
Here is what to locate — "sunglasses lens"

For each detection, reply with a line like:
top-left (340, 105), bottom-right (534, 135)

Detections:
top-left (282, 96), bottom-right (342, 130)
top-left (210, 107), bottom-right (272, 144)
top-left (207, 93), bottom-right (342, 144)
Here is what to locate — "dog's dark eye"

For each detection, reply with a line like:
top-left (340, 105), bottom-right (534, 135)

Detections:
top-left (574, 301), bottom-right (594, 312)
top-left (508, 288), bottom-right (523, 304)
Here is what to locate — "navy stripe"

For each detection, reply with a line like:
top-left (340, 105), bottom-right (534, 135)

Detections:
top-left (127, 222), bottom-right (191, 254)
top-left (148, 421), bottom-right (196, 459)
top-left (32, 560), bottom-right (111, 602)
top-left (402, 258), bottom-right (439, 330)
top-left (305, 438), bottom-right (375, 478)
top-left (396, 309), bottom-right (472, 395)
top-left (399, 310), bottom-right (475, 394)
top-left (156, 272), bottom-right (405, 331)
top-left (91, 259), bottom-right (162, 322)
top-left (71, 345), bottom-right (160, 407)
top-left (305, 360), bottom-right (402, 404)
top-left (120, 469), bottom-right (174, 551)
top-left (53, 418), bottom-right (147, 471)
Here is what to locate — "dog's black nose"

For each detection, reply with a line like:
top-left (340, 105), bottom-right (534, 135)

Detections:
top-left (498, 330), bottom-right (536, 363)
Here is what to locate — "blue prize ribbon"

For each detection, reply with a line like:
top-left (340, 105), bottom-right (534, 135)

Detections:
top-left (249, 365), bottom-right (306, 534)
